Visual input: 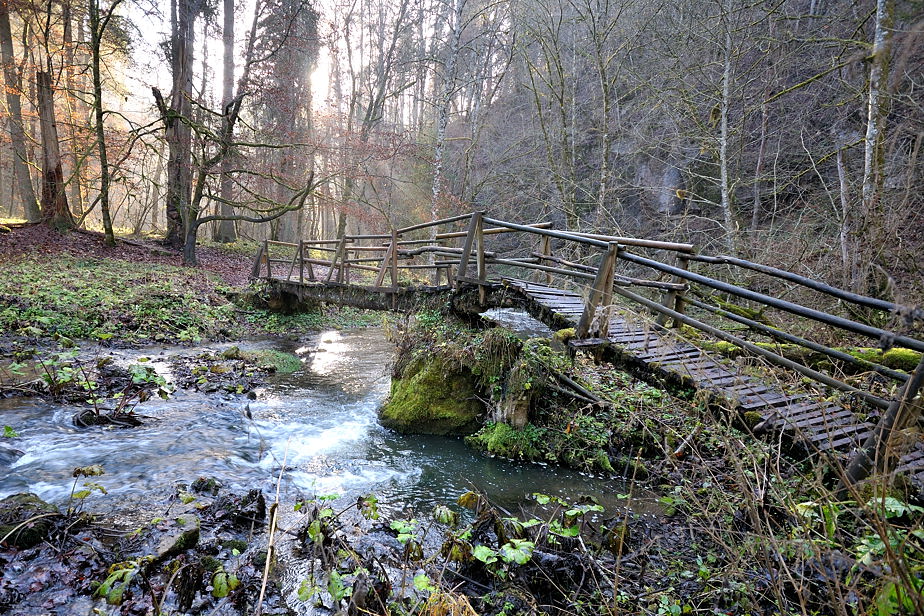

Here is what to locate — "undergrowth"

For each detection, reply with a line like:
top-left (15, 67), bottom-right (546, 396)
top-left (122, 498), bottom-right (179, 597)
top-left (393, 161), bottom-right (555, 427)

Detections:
top-left (1, 255), bottom-right (382, 346)
top-left (1, 256), bottom-right (239, 343)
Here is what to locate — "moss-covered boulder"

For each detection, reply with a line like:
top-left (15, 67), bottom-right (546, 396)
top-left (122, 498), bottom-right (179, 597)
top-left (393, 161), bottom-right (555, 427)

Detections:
top-left (0, 493), bottom-right (60, 548)
top-left (380, 355), bottom-right (484, 435)
top-left (155, 514), bottom-right (201, 559)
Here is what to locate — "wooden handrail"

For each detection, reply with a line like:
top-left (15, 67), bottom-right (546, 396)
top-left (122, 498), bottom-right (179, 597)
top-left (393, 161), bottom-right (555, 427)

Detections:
top-left (482, 217), bottom-right (610, 248)
top-left (619, 250), bottom-right (924, 353)
top-left (435, 221), bottom-right (554, 240)
top-left (689, 253), bottom-right (922, 318)
top-left (397, 213), bottom-right (473, 234)
top-left (566, 231), bottom-right (695, 253)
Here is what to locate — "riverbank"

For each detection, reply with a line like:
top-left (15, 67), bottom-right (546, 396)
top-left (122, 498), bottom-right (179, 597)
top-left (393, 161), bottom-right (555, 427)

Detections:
top-left (379, 307), bottom-right (924, 615)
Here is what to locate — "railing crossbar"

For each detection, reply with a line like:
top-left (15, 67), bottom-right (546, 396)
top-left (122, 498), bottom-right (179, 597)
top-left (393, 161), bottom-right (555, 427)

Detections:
top-left (620, 251), bottom-right (924, 353)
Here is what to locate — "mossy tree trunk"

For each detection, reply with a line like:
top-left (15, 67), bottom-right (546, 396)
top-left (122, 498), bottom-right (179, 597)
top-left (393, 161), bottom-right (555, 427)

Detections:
top-left (36, 71), bottom-right (73, 230)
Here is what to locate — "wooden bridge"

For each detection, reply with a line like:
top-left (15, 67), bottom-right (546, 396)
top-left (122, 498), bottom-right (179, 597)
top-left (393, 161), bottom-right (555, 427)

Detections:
top-left (251, 212), bottom-right (924, 490)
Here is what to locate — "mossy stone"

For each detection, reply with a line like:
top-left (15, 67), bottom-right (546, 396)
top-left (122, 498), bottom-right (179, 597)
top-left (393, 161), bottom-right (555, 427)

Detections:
top-left (465, 422), bottom-right (541, 460)
top-left (220, 346), bottom-right (243, 360)
top-left (155, 515), bottom-right (200, 559)
top-left (380, 356), bottom-right (483, 435)
top-left (881, 348), bottom-right (921, 372)
top-left (221, 539), bottom-right (248, 553)
top-left (0, 493), bottom-right (59, 548)
top-left (242, 349), bottom-right (303, 374)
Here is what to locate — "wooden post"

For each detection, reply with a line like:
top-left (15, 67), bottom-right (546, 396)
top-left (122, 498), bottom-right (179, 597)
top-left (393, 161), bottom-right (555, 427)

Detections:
top-left (298, 241), bottom-right (304, 286)
top-left (390, 229), bottom-right (399, 290)
top-left (476, 216), bottom-right (486, 305)
top-left (673, 254), bottom-right (690, 325)
top-left (576, 242), bottom-right (619, 339)
top-left (263, 240), bottom-right (272, 279)
top-left (285, 246), bottom-right (298, 281)
top-left (598, 245), bottom-right (617, 339)
top-left (326, 237), bottom-right (346, 283)
top-left (843, 355), bottom-right (924, 490)
top-left (374, 239), bottom-right (394, 288)
top-left (657, 254), bottom-right (690, 328)
top-left (455, 212), bottom-right (482, 287)
top-left (344, 247), bottom-right (351, 284)
top-left (541, 236), bottom-right (552, 285)
top-left (250, 242), bottom-right (266, 279)
top-left (305, 243), bottom-right (316, 281)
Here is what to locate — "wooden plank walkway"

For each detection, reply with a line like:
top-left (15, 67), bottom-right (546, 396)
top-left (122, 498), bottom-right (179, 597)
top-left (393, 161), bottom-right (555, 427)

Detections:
top-left (504, 279), bottom-right (876, 457)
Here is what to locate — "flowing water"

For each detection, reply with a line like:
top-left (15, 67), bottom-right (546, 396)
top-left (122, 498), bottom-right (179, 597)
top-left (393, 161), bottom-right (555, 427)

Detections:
top-left (0, 327), bottom-right (644, 517)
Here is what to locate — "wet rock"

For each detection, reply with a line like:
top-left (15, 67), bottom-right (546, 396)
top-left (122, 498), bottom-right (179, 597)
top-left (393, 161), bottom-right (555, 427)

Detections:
top-left (221, 346), bottom-right (243, 360)
top-left (0, 493), bottom-right (60, 548)
top-left (221, 538), bottom-right (248, 553)
top-left (156, 514), bottom-right (201, 559)
top-left (191, 476), bottom-right (223, 496)
top-left (380, 355), bottom-right (483, 436)
top-left (214, 488), bottom-right (266, 529)
top-left (0, 443), bottom-right (24, 466)
top-left (72, 408), bottom-right (144, 428)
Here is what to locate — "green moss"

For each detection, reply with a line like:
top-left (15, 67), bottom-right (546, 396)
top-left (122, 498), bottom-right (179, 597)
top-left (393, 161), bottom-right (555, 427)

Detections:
top-left (465, 422), bottom-right (543, 460)
top-left (713, 297), bottom-right (775, 326)
top-left (199, 556), bottom-right (222, 572)
top-left (380, 356), bottom-right (483, 435)
top-left (473, 328), bottom-right (522, 384)
top-left (702, 340), bottom-right (922, 374)
top-left (553, 328), bottom-right (576, 343)
top-left (241, 349), bottom-right (303, 374)
top-left (0, 255), bottom-right (241, 343)
top-left (881, 348), bottom-right (921, 371)
top-left (828, 347), bottom-right (920, 373)
top-left (221, 539), bottom-right (248, 553)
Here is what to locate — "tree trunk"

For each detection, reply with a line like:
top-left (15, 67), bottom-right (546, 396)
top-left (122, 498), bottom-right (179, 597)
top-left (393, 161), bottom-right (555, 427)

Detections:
top-left (36, 70), bottom-right (73, 229)
top-left (163, 0), bottom-right (198, 250)
top-left (718, 16), bottom-right (736, 255)
top-left (856, 0), bottom-right (894, 293)
top-left (62, 2), bottom-right (85, 223)
top-left (0, 5), bottom-right (39, 221)
top-left (89, 0), bottom-right (116, 245)
top-left (215, 0), bottom-right (237, 243)
top-left (429, 0), bottom-right (463, 228)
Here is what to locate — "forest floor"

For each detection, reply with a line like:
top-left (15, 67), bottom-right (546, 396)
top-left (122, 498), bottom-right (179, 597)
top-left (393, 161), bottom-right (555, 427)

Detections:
top-left (0, 224), bottom-right (253, 287)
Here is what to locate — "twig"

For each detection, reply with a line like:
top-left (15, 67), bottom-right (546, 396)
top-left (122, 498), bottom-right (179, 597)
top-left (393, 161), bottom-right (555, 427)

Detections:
top-left (0, 513), bottom-right (62, 545)
top-left (255, 438), bottom-right (289, 616)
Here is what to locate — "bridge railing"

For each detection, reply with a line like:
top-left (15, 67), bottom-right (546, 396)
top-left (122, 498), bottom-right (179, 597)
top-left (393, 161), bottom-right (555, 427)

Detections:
top-left (608, 248), bottom-right (923, 411)
top-left (252, 211), bottom-right (923, 412)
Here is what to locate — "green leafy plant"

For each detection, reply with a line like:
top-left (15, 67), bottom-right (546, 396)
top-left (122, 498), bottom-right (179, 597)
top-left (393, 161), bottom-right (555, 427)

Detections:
top-left (95, 556), bottom-right (153, 605)
top-left (67, 465), bottom-right (106, 515)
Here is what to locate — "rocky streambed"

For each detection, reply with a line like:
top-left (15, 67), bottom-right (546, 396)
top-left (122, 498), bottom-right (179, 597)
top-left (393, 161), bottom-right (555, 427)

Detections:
top-left (1, 327), bottom-right (650, 615)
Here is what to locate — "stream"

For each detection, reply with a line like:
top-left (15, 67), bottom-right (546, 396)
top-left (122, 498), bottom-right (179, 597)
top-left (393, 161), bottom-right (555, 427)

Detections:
top-left (0, 326), bottom-right (642, 520)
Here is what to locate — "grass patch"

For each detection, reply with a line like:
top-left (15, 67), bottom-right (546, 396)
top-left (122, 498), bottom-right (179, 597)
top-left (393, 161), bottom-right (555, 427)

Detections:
top-left (1, 256), bottom-right (240, 344)
top-left (242, 349), bottom-right (303, 374)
